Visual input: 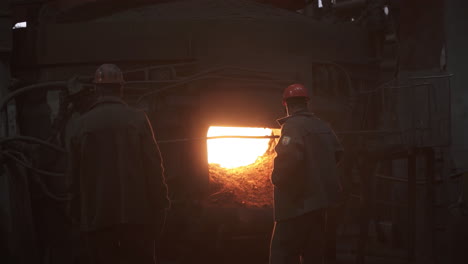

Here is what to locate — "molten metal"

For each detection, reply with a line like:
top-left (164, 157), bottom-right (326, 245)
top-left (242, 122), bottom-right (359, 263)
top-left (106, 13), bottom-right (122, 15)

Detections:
top-left (207, 126), bottom-right (280, 208)
top-left (207, 126), bottom-right (275, 168)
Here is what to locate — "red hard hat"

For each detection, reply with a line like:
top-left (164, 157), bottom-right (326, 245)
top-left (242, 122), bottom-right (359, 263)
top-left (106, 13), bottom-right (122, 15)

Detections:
top-left (282, 83), bottom-right (309, 106)
top-left (93, 64), bottom-right (124, 84)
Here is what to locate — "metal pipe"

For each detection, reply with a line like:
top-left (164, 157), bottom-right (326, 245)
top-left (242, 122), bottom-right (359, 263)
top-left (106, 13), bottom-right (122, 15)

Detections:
top-left (201, 75), bottom-right (295, 83)
top-left (408, 74), bottom-right (454, 80)
top-left (136, 65), bottom-right (291, 103)
top-left (311, 61), bottom-right (355, 98)
top-left (158, 135), bottom-right (280, 144)
top-left (136, 62), bottom-right (354, 104)
top-left (125, 75), bottom-right (294, 87)
top-left (124, 61), bottom-right (197, 73)
top-left (376, 174), bottom-right (427, 185)
top-left (10, 0), bottom-right (47, 6)
top-left (136, 66), bottom-right (250, 103)
top-left (425, 148), bottom-right (435, 263)
top-left (333, 0), bottom-right (366, 10)
top-left (407, 149), bottom-right (417, 262)
top-left (124, 80), bottom-right (179, 84)
top-left (410, 81), bottom-right (416, 146)
top-left (448, 77), bottom-right (452, 146)
top-left (157, 130), bottom-right (411, 144)
top-left (0, 54), bottom-right (11, 138)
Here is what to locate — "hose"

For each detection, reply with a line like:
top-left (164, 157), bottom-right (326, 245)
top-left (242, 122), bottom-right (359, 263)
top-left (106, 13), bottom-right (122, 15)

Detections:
top-left (136, 65), bottom-right (296, 104)
top-left (312, 60), bottom-right (355, 98)
top-left (2, 151), bottom-right (65, 177)
top-left (0, 81), bottom-right (67, 136)
top-left (0, 81), bottom-right (67, 113)
top-left (2, 151), bottom-right (70, 201)
top-left (0, 136), bottom-right (66, 153)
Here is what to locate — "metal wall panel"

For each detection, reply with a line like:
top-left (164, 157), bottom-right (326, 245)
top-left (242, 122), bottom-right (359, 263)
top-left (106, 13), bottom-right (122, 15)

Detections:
top-left (445, 0), bottom-right (468, 173)
top-left (0, 0), bottom-right (12, 52)
top-left (35, 2), bottom-right (371, 66)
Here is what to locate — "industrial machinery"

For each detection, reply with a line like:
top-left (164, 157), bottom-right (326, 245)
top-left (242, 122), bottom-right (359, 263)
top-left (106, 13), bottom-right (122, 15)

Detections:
top-left (1, 1), bottom-right (465, 264)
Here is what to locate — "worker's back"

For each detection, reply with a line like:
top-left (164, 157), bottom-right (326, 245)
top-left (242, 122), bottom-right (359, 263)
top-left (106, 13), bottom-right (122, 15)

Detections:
top-left (300, 114), bottom-right (342, 210)
top-left (272, 112), bottom-right (342, 221)
top-left (68, 96), bottom-right (169, 231)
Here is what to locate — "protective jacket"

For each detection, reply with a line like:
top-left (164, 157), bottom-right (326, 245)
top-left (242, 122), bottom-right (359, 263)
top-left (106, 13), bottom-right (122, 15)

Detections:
top-left (271, 111), bottom-right (343, 221)
top-left (67, 96), bottom-right (170, 231)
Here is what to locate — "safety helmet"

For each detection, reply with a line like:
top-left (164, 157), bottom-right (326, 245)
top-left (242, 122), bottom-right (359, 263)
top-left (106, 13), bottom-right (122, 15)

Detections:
top-left (93, 64), bottom-right (124, 84)
top-left (282, 83), bottom-right (309, 106)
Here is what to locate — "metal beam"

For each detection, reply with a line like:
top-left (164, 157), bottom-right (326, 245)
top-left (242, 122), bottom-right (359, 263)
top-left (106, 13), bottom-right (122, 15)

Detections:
top-left (334, 0), bottom-right (366, 10)
top-left (407, 150), bottom-right (417, 262)
top-left (10, 0), bottom-right (47, 6)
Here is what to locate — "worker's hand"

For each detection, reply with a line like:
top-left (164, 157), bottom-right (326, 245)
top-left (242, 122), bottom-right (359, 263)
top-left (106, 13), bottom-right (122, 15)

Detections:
top-left (67, 75), bottom-right (85, 96)
top-left (68, 75), bottom-right (94, 96)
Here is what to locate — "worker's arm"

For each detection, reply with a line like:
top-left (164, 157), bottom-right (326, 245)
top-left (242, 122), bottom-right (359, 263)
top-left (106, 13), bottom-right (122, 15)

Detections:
top-left (330, 128), bottom-right (344, 165)
top-left (66, 128), bottom-right (81, 221)
top-left (271, 121), bottom-right (305, 190)
top-left (140, 113), bottom-right (171, 211)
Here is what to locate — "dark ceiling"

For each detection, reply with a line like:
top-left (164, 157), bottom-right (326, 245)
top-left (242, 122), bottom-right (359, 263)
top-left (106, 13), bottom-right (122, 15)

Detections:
top-left (9, 0), bottom-right (307, 23)
top-left (10, 0), bottom-right (307, 10)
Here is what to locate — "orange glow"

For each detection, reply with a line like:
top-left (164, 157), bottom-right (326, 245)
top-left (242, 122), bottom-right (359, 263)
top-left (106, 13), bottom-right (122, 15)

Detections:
top-left (207, 126), bottom-right (274, 168)
top-left (206, 126), bottom-right (280, 208)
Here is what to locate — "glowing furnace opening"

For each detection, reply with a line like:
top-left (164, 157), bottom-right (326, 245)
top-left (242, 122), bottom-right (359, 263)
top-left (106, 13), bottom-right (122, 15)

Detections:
top-left (206, 126), bottom-right (280, 208)
top-left (207, 126), bottom-right (275, 168)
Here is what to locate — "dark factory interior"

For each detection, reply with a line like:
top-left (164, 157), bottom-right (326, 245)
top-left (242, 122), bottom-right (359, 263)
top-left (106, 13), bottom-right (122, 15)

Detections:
top-left (1, 0), bottom-right (467, 263)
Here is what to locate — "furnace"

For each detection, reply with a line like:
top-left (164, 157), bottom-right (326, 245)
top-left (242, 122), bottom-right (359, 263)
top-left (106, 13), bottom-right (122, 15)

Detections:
top-left (206, 126), bottom-right (280, 208)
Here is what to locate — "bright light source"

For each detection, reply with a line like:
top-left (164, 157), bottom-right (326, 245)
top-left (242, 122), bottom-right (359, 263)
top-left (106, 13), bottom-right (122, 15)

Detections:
top-left (13, 22), bottom-right (27, 29)
top-left (207, 126), bottom-right (276, 169)
top-left (318, 0), bottom-right (323, 8)
top-left (384, 6), bottom-right (389, 16)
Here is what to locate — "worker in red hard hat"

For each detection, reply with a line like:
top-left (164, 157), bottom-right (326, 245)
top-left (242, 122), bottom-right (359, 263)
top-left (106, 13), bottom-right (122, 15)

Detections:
top-left (67, 64), bottom-right (170, 264)
top-left (270, 83), bottom-right (344, 264)
top-left (281, 83), bottom-right (310, 106)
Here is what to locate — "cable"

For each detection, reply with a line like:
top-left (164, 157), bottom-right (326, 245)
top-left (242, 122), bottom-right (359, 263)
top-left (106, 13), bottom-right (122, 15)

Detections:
top-left (135, 65), bottom-right (297, 104)
top-left (10, 0), bottom-right (47, 6)
top-left (31, 178), bottom-right (71, 202)
top-left (357, 79), bottom-right (396, 95)
top-left (0, 81), bottom-right (67, 136)
top-left (0, 81), bottom-right (67, 113)
top-left (0, 136), bottom-right (66, 153)
top-left (311, 60), bottom-right (355, 97)
top-left (135, 62), bottom-right (356, 105)
top-left (126, 75), bottom-right (293, 90)
top-left (134, 66), bottom-right (236, 103)
top-left (2, 151), bottom-right (70, 201)
top-left (408, 74), bottom-right (454, 80)
top-left (2, 151), bottom-right (65, 177)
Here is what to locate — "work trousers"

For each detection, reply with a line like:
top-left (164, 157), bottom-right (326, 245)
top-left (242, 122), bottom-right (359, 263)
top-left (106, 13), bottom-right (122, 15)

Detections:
top-left (270, 209), bottom-right (326, 264)
top-left (447, 209), bottom-right (468, 264)
top-left (81, 224), bottom-right (157, 264)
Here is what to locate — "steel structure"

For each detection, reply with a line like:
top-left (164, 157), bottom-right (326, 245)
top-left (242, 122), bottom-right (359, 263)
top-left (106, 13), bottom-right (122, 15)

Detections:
top-left (1, 1), bottom-right (466, 264)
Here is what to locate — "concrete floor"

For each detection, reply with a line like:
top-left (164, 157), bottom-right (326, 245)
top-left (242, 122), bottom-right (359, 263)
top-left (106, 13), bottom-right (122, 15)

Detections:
top-left (159, 238), bottom-right (409, 264)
